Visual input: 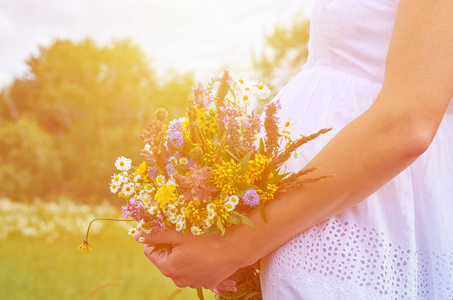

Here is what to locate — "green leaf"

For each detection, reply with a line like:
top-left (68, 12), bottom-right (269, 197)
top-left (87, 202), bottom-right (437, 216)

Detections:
top-left (227, 211), bottom-right (254, 226)
top-left (240, 151), bottom-right (253, 174)
top-left (236, 190), bottom-right (246, 198)
top-left (259, 137), bottom-right (265, 154)
top-left (201, 225), bottom-right (218, 237)
top-left (259, 201), bottom-right (267, 223)
top-left (174, 164), bottom-right (188, 175)
top-left (149, 244), bottom-right (173, 255)
top-left (197, 287), bottom-right (204, 300)
top-left (244, 292), bottom-right (261, 299)
top-left (235, 182), bottom-right (260, 191)
top-left (268, 171), bottom-right (290, 184)
top-left (216, 218), bottom-right (225, 236)
top-left (226, 150), bottom-right (240, 162)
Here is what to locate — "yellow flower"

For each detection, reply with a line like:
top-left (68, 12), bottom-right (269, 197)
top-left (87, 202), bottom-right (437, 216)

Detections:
top-left (77, 240), bottom-right (92, 253)
top-left (155, 183), bottom-right (178, 208)
top-left (211, 159), bottom-right (241, 195)
top-left (212, 198), bottom-right (232, 224)
top-left (134, 161), bottom-right (148, 176)
top-left (244, 154), bottom-right (269, 184)
top-left (202, 140), bottom-right (217, 164)
top-left (117, 191), bottom-right (129, 199)
top-left (155, 108), bottom-right (168, 121)
top-left (259, 183), bottom-right (278, 203)
top-left (189, 147), bottom-right (204, 162)
top-left (184, 200), bottom-right (205, 226)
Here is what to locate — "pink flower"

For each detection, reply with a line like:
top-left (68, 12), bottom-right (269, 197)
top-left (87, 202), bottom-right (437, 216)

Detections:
top-left (243, 189), bottom-right (260, 208)
top-left (148, 166), bottom-right (157, 179)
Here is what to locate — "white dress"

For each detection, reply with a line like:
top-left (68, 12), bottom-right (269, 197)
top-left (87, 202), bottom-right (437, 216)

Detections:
top-left (260, 0), bottom-right (453, 299)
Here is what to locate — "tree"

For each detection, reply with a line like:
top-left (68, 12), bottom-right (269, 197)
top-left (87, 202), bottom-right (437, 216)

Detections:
top-left (0, 39), bottom-right (192, 202)
top-left (253, 16), bottom-right (310, 108)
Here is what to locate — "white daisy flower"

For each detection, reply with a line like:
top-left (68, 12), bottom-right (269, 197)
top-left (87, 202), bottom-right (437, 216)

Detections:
top-left (120, 174), bottom-right (130, 185)
top-left (207, 202), bottom-right (216, 211)
top-left (121, 183), bottom-right (135, 196)
top-left (225, 200), bottom-right (236, 211)
top-left (148, 206), bottom-right (159, 216)
top-left (155, 175), bottom-right (165, 186)
top-left (144, 184), bottom-right (154, 193)
top-left (178, 215), bottom-right (186, 223)
top-left (165, 204), bottom-right (178, 216)
top-left (256, 83), bottom-right (271, 100)
top-left (205, 218), bottom-right (214, 227)
top-left (143, 143), bottom-right (153, 153)
top-left (225, 195), bottom-right (239, 211)
top-left (166, 178), bottom-right (177, 188)
top-left (175, 221), bottom-right (185, 231)
top-left (229, 195), bottom-right (240, 206)
top-left (137, 219), bottom-right (146, 230)
top-left (280, 115), bottom-right (295, 133)
top-left (115, 156), bottom-right (132, 171)
top-left (179, 157), bottom-right (189, 165)
top-left (191, 226), bottom-right (202, 236)
top-left (169, 156), bottom-right (177, 164)
top-left (111, 173), bottom-right (125, 184)
top-left (128, 227), bottom-right (137, 236)
top-left (236, 78), bottom-right (248, 93)
top-left (133, 174), bottom-right (142, 182)
top-left (207, 209), bottom-right (216, 219)
top-left (168, 214), bottom-right (178, 224)
top-left (110, 182), bottom-right (119, 194)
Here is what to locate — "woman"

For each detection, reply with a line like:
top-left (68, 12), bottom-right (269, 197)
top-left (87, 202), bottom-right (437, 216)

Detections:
top-left (137, 0), bottom-right (453, 298)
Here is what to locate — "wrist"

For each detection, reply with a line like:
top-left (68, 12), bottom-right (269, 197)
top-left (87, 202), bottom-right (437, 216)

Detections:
top-left (223, 211), bottom-right (270, 268)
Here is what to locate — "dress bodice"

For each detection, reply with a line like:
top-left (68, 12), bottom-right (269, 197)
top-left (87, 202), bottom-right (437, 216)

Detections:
top-left (306, 0), bottom-right (398, 84)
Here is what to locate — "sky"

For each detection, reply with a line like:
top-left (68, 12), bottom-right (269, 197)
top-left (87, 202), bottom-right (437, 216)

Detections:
top-left (0, 0), bottom-right (314, 88)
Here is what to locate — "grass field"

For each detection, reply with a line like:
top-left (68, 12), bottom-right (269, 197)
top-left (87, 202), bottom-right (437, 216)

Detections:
top-left (0, 199), bottom-right (216, 300)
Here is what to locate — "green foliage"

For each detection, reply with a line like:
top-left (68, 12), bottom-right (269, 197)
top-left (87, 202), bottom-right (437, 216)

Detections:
top-left (0, 117), bottom-right (61, 200)
top-left (253, 16), bottom-right (310, 110)
top-left (0, 39), bottom-right (193, 203)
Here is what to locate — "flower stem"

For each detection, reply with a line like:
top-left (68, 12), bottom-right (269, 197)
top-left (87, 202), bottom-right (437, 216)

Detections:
top-left (84, 218), bottom-right (135, 241)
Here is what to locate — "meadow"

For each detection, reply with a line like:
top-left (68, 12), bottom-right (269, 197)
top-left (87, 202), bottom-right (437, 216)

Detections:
top-left (0, 199), bottom-right (215, 300)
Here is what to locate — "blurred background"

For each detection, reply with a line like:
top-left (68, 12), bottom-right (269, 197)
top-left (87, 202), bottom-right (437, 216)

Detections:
top-left (0, 0), bottom-right (312, 299)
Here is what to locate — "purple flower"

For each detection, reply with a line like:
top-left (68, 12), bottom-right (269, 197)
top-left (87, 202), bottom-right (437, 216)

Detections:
top-left (243, 189), bottom-right (260, 208)
top-left (169, 132), bottom-right (184, 148)
top-left (168, 119), bottom-right (182, 136)
top-left (148, 167), bottom-right (157, 179)
top-left (122, 197), bottom-right (144, 220)
top-left (166, 162), bottom-right (176, 176)
top-left (121, 206), bottom-right (130, 218)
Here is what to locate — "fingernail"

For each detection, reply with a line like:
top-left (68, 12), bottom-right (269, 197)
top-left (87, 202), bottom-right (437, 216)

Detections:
top-left (224, 286), bottom-right (237, 292)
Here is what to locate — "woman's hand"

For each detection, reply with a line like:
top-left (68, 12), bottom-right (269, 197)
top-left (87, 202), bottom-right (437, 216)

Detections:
top-left (134, 228), bottom-right (250, 289)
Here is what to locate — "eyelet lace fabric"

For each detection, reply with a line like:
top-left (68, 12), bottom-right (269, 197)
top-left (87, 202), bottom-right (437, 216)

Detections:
top-left (261, 219), bottom-right (453, 299)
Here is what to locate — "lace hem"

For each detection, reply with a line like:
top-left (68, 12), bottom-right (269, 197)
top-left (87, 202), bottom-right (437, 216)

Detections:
top-left (261, 219), bottom-right (453, 299)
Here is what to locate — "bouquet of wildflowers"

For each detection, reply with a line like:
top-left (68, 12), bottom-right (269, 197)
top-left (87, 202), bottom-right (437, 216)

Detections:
top-left (79, 71), bottom-right (331, 300)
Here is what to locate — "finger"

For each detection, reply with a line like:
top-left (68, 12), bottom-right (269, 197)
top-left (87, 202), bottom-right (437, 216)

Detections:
top-left (133, 232), bottom-right (145, 243)
top-left (143, 244), bottom-right (175, 278)
top-left (213, 277), bottom-right (237, 292)
top-left (135, 228), bottom-right (189, 245)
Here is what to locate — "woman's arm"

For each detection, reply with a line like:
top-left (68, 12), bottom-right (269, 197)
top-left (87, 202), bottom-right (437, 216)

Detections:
top-left (139, 0), bottom-right (453, 289)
